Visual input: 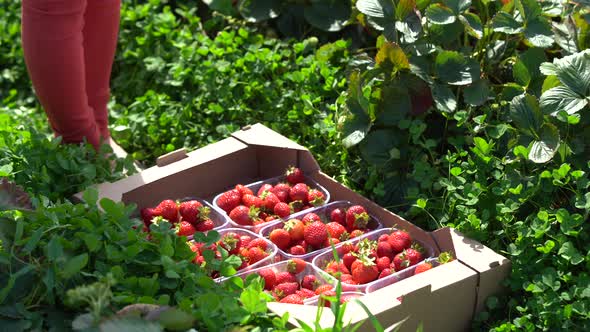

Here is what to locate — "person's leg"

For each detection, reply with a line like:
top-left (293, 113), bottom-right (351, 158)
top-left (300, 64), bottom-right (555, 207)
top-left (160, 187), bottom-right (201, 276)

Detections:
top-left (21, 0), bottom-right (101, 149)
top-left (83, 0), bottom-right (121, 139)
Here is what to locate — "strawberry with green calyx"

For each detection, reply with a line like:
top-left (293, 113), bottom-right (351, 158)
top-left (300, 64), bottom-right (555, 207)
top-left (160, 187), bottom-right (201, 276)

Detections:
top-left (351, 254), bottom-right (379, 284)
top-left (157, 199), bottom-right (179, 223)
top-left (141, 207), bottom-right (160, 227)
top-left (179, 200), bottom-right (203, 224)
top-left (257, 183), bottom-right (274, 197)
top-left (246, 247), bottom-right (268, 264)
top-left (287, 258), bottom-right (306, 274)
top-left (242, 194), bottom-right (264, 209)
top-left (307, 189), bottom-right (325, 206)
top-left (393, 248), bottom-right (423, 271)
top-left (260, 190), bottom-right (280, 211)
top-left (326, 222), bottom-right (347, 240)
top-left (217, 189), bottom-right (241, 213)
top-left (220, 232), bottom-right (241, 255)
top-left (176, 221), bottom-right (196, 237)
top-left (303, 221), bottom-right (328, 248)
top-left (355, 238), bottom-right (378, 258)
top-left (274, 202), bottom-right (292, 218)
top-left (289, 200), bottom-right (305, 213)
top-left (285, 166), bottom-right (305, 184)
top-left (350, 229), bottom-right (365, 238)
top-left (301, 274), bottom-right (320, 290)
top-left (289, 183), bottom-right (309, 203)
top-left (273, 282), bottom-right (299, 300)
top-left (346, 205), bottom-right (370, 230)
top-left (437, 251), bottom-right (454, 263)
top-left (284, 218), bottom-right (304, 241)
top-left (301, 212), bottom-right (321, 225)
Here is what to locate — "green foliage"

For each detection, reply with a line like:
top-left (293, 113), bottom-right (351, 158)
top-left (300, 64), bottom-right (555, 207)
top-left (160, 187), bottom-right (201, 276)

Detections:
top-left (202, 0), bottom-right (352, 35)
top-left (343, 0), bottom-right (590, 330)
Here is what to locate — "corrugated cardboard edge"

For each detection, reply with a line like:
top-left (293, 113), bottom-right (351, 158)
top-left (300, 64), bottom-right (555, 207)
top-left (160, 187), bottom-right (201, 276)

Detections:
top-left (432, 228), bottom-right (512, 315)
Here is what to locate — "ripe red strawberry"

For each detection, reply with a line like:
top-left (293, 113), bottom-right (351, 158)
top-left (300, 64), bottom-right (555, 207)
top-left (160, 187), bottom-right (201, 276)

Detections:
top-left (388, 230), bottom-right (412, 253)
top-left (269, 228), bottom-right (291, 250)
top-left (141, 207), bottom-right (160, 227)
top-left (330, 208), bottom-right (346, 225)
top-left (194, 255), bottom-right (205, 266)
top-left (301, 274), bottom-right (319, 290)
top-left (217, 189), bottom-right (241, 213)
top-left (247, 238), bottom-right (268, 251)
top-left (393, 248), bottom-right (422, 271)
top-left (289, 183), bottom-right (309, 203)
top-left (379, 268), bottom-right (392, 279)
top-left (287, 258), bottom-right (306, 274)
top-left (242, 194), bottom-right (264, 208)
top-left (234, 184), bottom-right (253, 196)
top-left (414, 262), bottom-right (432, 275)
top-left (257, 183), bottom-right (273, 197)
top-left (326, 222), bottom-right (347, 240)
top-left (195, 219), bottom-right (214, 232)
top-left (246, 247), bottom-right (268, 264)
top-left (343, 252), bottom-right (356, 270)
top-left (304, 221), bottom-right (328, 248)
top-left (351, 257), bottom-right (379, 284)
top-left (340, 243), bottom-right (355, 255)
top-left (229, 205), bottom-right (250, 225)
top-left (285, 166), bottom-right (305, 184)
top-left (275, 271), bottom-right (298, 285)
top-left (378, 234), bottom-right (390, 242)
top-left (324, 237), bottom-right (340, 247)
top-left (376, 256), bottom-right (391, 272)
top-left (307, 189), bottom-right (325, 206)
top-left (340, 273), bottom-right (355, 284)
top-left (176, 221), bottom-right (196, 236)
top-left (265, 216), bottom-right (276, 222)
top-left (296, 288), bottom-right (316, 299)
top-left (346, 205), bottom-right (369, 229)
top-left (284, 219), bottom-right (305, 241)
top-left (220, 232), bottom-right (241, 255)
top-left (314, 284), bottom-right (333, 295)
top-left (157, 199), bottom-right (179, 223)
top-left (377, 241), bottom-right (394, 259)
top-left (289, 245), bottom-right (306, 255)
top-left (260, 191), bottom-right (280, 211)
top-left (258, 268), bottom-right (276, 290)
top-left (274, 282), bottom-right (299, 299)
top-left (273, 202), bottom-right (292, 218)
top-left (280, 294), bottom-right (303, 304)
top-left (271, 183), bottom-right (291, 202)
top-left (178, 200), bottom-right (203, 224)
top-left (239, 235), bottom-right (252, 248)
top-left (301, 213), bottom-right (321, 225)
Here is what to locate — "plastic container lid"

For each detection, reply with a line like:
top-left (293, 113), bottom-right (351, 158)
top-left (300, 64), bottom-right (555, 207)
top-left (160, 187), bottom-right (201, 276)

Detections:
top-left (258, 201), bottom-right (383, 262)
top-left (311, 228), bottom-right (437, 293)
top-left (212, 174), bottom-right (331, 233)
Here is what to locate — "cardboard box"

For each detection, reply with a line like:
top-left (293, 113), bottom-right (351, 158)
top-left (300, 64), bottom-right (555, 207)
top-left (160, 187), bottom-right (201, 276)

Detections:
top-left (77, 123), bottom-right (511, 331)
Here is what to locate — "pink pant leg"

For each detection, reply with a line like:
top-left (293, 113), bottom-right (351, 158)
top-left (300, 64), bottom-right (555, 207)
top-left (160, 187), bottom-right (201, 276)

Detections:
top-left (21, 0), bottom-right (101, 149)
top-left (84, 0), bottom-right (121, 139)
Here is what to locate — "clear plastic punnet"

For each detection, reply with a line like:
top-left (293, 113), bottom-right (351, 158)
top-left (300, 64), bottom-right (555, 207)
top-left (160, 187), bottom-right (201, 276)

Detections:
top-left (258, 201), bottom-right (383, 262)
top-left (188, 228), bottom-right (278, 281)
top-left (364, 257), bottom-right (441, 293)
top-left (220, 259), bottom-right (336, 304)
top-left (303, 291), bottom-right (365, 306)
top-left (212, 174), bottom-right (331, 233)
top-left (311, 228), bottom-right (437, 293)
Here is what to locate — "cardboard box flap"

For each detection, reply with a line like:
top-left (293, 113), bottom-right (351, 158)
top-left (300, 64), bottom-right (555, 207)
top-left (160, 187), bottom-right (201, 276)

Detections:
top-left (232, 123), bottom-right (307, 151)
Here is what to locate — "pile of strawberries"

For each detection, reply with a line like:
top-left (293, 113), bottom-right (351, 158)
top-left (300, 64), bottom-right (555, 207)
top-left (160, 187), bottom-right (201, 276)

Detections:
top-left (266, 204), bottom-right (374, 256)
top-left (188, 231), bottom-right (273, 277)
top-left (141, 199), bottom-right (215, 236)
top-left (215, 167), bottom-right (326, 227)
top-left (319, 229), bottom-right (425, 285)
top-left (253, 259), bottom-right (335, 304)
